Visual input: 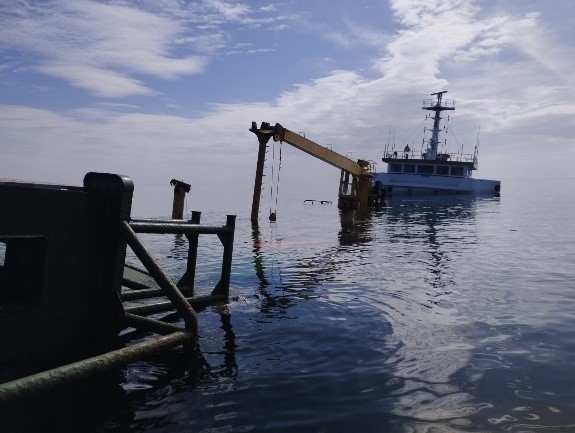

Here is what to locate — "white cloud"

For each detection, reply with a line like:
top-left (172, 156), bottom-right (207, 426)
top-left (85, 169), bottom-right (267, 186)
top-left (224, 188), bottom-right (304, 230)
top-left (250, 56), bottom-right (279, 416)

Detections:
top-left (0, 0), bottom-right (278, 98)
top-left (260, 5), bottom-right (277, 13)
top-left (376, 0), bottom-right (501, 86)
top-left (203, 0), bottom-right (250, 22)
top-left (36, 64), bottom-right (154, 98)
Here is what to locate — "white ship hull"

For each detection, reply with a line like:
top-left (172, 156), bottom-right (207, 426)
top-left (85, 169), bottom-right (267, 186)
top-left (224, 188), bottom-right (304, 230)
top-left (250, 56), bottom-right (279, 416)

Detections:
top-left (373, 172), bottom-right (500, 196)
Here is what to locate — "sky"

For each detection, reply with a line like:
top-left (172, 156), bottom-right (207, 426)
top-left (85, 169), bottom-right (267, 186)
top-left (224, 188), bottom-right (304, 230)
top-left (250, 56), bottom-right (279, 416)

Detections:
top-left (1, 0), bottom-right (574, 216)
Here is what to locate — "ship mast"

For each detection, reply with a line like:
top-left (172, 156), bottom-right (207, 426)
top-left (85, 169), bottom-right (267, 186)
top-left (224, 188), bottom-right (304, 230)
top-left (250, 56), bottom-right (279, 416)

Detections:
top-left (422, 91), bottom-right (455, 160)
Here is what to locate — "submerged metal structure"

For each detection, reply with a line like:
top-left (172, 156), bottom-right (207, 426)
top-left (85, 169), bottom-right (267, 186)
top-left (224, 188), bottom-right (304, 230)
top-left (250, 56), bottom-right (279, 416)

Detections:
top-left (249, 122), bottom-right (377, 224)
top-left (0, 172), bottom-right (235, 401)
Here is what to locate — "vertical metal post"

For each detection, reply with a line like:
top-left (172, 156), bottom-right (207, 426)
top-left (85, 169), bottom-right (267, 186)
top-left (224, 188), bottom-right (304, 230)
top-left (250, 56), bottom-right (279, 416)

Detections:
top-left (251, 137), bottom-right (267, 225)
top-left (212, 215), bottom-right (236, 298)
top-left (177, 211), bottom-right (201, 294)
top-left (357, 175), bottom-right (371, 209)
top-left (339, 169), bottom-right (350, 196)
top-left (170, 180), bottom-right (191, 220)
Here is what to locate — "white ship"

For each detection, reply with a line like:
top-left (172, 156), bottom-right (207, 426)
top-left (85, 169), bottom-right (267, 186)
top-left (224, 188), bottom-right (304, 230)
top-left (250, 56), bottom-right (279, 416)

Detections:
top-left (372, 91), bottom-right (500, 197)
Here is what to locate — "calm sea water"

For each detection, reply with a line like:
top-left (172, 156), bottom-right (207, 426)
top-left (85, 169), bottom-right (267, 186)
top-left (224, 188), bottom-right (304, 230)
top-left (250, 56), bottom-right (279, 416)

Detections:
top-left (3, 177), bottom-right (575, 433)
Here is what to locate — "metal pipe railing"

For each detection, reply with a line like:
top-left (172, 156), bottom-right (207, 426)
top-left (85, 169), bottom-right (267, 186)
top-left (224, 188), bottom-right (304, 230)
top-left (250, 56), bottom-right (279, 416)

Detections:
top-left (122, 288), bottom-right (174, 301)
top-left (124, 213), bottom-right (235, 300)
top-left (0, 331), bottom-right (193, 403)
top-left (124, 294), bottom-right (227, 317)
top-left (122, 312), bottom-right (184, 335)
top-left (122, 277), bottom-right (152, 291)
top-left (120, 221), bottom-right (198, 336)
top-left (129, 220), bottom-right (234, 235)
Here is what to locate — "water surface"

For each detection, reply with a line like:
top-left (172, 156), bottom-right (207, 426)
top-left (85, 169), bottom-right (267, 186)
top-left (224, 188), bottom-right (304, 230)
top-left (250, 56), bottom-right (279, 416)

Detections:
top-left (3, 177), bottom-right (575, 433)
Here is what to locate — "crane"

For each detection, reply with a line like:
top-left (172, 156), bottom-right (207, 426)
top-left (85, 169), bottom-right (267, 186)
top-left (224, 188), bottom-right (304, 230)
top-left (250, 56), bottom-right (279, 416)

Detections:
top-left (249, 122), bottom-right (375, 224)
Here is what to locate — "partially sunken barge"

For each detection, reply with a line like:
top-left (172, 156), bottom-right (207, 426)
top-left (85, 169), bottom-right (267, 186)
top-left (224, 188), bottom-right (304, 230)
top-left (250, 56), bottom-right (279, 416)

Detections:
top-left (0, 172), bottom-right (235, 401)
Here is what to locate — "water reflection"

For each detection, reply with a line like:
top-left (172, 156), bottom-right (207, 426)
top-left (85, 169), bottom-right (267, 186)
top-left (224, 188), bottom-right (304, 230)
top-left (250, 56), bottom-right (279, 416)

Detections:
top-left (171, 233), bottom-right (187, 257)
top-left (338, 208), bottom-right (374, 245)
top-left (366, 195), bottom-right (504, 430)
top-left (243, 214), bottom-right (405, 433)
top-left (196, 311), bottom-right (238, 380)
top-left (250, 213), bottom-right (377, 319)
top-left (382, 195), bottom-right (487, 305)
top-left (250, 224), bottom-right (294, 317)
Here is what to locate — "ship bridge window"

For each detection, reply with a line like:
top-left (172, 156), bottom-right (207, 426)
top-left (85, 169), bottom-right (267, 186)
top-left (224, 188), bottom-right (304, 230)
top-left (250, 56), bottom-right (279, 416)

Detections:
top-left (0, 237), bottom-right (46, 306)
top-left (390, 163), bottom-right (402, 173)
top-left (436, 166), bottom-right (449, 175)
top-left (450, 166), bottom-right (464, 176)
top-left (417, 165), bottom-right (435, 174)
top-left (403, 164), bottom-right (415, 173)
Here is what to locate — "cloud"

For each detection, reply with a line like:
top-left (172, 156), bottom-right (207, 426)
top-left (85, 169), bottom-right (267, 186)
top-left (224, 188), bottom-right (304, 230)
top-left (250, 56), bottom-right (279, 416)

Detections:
top-left (376, 0), bottom-right (497, 86)
top-left (0, 0), bottom-right (279, 98)
top-left (260, 5), bottom-right (277, 13)
top-left (36, 64), bottom-right (155, 98)
top-left (203, 0), bottom-right (250, 22)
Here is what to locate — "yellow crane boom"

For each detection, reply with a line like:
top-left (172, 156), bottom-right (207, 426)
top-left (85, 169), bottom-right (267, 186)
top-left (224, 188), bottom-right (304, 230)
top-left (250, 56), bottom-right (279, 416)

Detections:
top-left (270, 125), bottom-right (370, 176)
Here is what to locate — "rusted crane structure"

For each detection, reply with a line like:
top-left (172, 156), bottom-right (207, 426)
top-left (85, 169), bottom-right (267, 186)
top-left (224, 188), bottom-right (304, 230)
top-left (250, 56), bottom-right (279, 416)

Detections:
top-left (249, 122), bottom-right (375, 224)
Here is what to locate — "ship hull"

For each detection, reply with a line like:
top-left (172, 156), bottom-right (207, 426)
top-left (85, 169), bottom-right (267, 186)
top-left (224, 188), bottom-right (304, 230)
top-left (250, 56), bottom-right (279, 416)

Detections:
top-left (373, 172), bottom-right (500, 196)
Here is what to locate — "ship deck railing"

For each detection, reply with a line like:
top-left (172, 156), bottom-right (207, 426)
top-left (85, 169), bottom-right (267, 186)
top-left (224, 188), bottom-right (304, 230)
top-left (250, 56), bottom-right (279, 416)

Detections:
top-left (384, 151), bottom-right (475, 164)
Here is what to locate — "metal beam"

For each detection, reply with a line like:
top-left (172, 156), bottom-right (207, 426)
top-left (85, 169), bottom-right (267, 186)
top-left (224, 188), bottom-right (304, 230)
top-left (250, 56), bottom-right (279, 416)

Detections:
top-left (280, 129), bottom-right (367, 176)
top-left (0, 331), bottom-right (193, 403)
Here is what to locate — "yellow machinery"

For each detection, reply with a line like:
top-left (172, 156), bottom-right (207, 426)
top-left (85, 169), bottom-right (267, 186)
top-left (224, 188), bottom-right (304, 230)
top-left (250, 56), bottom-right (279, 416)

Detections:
top-left (250, 122), bottom-right (374, 223)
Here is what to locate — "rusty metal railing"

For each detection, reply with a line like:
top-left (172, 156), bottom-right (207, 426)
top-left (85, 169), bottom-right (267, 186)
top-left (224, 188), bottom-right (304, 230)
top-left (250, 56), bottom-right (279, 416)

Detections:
top-left (120, 220), bottom-right (199, 333)
top-left (0, 212), bottom-right (236, 402)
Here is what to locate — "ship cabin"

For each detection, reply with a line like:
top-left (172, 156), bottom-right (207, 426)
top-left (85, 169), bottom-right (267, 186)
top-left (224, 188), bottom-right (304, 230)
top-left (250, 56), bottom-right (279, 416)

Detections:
top-left (382, 152), bottom-right (477, 178)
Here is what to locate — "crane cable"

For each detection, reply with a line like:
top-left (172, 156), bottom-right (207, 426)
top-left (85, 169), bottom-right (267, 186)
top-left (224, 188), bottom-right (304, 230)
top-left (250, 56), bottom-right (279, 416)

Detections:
top-left (268, 140), bottom-right (282, 221)
top-left (269, 141), bottom-right (274, 216)
top-left (275, 142), bottom-right (282, 208)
